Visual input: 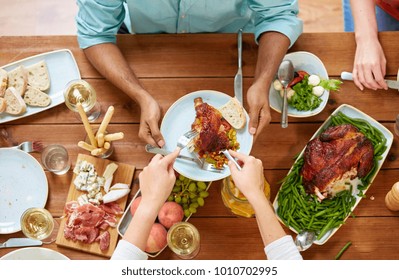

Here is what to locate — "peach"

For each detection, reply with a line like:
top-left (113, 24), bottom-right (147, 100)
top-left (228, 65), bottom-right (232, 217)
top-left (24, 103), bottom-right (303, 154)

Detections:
top-left (158, 201), bottom-right (184, 229)
top-left (145, 223), bottom-right (167, 253)
top-left (130, 196), bottom-right (142, 217)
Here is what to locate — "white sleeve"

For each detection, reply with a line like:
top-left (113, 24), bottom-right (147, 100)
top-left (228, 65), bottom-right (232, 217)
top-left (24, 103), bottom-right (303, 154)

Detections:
top-left (264, 235), bottom-right (303, 260)
top-left (111, 240), bottom-right (149, 260)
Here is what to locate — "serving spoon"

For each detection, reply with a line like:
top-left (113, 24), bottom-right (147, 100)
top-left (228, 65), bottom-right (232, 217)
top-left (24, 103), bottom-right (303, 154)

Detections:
top-left (294, 230), bottom-right (316, 251)
top-left (277, 60), bottom-right (294, 128)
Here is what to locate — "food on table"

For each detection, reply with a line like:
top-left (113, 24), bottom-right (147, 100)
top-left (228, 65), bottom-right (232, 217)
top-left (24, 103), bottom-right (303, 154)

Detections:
top-left (218, 97), bottom-right (246, 129)
top-left (273, 71), bottom-right (342, 111)
top-left (168, 174), bottom-right (210, 218)
top-left (3, 87), bottom-right (26, 115)
top-left (25, 60), bottom-right (51, 91)
top-left (301, 124), bottom-right (374, 201)
top-left (128, 196), bottom-right (184, 253)
top-left (276, 112), bottom-right (388, 240)
top-left (385, 182), bottom-right (399, 211)
top-left (145, 223), bottom-right (168, 253)
top-left (0, 97), bottom-right (6, 113)
top-left (77, 105), bottom-right (124, 157)
top-left (0, 60), bottom-right (52, 115)
top-left (63, 200), bottom-right (123, 251)
top-left (0, 68), bottom-right (7, 96)
top-left (73, 160), bottom-right (130, 205)
top-left (158, 201), bottom-right (185, 229)
top-left (7, 65), bottom-right (28, 96)
top-left (23, 85), bottom-right (51, 107)
top-left (191, 97), bottom-right (240, 168)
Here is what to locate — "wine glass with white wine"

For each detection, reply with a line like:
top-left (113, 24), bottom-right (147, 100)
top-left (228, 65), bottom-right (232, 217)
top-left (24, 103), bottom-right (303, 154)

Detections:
top-left (20, 207), bottom-right (58, 244)
top-left (167, 222), bottom-right (200, 259)
top-left (63, 79), bottom-right (101, 122)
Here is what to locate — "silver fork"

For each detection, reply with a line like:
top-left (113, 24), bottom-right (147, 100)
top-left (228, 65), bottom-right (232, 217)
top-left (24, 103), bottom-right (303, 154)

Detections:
top-left (10, 141), bottom-right (43, 153)
top-left (145, 144), bottom-right (224, 173)
top-left (176, 129), bottom-right (199, 150)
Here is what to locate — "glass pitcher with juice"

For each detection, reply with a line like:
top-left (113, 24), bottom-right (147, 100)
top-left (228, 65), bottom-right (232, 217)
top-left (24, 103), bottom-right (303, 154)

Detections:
top-left (221, 175), bottom-right (271, 218)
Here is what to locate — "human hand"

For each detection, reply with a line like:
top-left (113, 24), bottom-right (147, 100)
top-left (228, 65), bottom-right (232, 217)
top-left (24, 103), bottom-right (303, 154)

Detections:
top-left (139, 148), bottom-right (180, 210)
top-left (352, 39), bottom-right (387, 91)
top-left (247, 83), bottom-right (271, 140)
top-left (227, 150), bottom-right (265, 204)
top-left (138, 95), bottom-right (165, 147)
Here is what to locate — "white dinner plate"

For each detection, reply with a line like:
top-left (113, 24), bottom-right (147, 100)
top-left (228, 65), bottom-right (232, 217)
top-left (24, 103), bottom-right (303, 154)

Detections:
top-left (0, 149), bottom-right (48, 234)
top-left (269, 51), bottom-right (329, 118)
top-left (161, 90), bottom-right (253, 182)
top-left (0, 247), bottom-right (69, 260)
top-left (0, 49), bottom-right (81, 124)
top-left (272, 104), bottom-right (393, 245)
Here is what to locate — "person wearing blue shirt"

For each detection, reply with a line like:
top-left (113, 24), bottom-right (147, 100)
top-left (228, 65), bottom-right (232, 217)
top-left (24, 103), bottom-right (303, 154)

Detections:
top-left (76, 0), bottom-right (303, 147)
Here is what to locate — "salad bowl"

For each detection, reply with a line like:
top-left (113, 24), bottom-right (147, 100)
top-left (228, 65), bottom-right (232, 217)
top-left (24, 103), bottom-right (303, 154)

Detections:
top-left (269, 51), bottom-right (329, 118)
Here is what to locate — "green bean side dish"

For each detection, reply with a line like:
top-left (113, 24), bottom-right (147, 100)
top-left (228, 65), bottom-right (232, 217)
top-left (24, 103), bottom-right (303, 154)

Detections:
top-left (276, 112), bottom-right (388, 241)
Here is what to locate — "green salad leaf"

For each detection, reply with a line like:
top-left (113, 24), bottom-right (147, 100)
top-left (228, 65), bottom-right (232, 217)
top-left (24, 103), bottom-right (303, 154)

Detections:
top-left (289, 76), bottom-right (322, 111)
top-left (319, 79), bottom-right (343, 91)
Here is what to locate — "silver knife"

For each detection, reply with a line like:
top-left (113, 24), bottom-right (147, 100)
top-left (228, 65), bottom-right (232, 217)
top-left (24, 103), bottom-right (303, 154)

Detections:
top-left (145, 144), bottom-right (197, 163)
top-left (0, 238), bottom-right (42, 249)
top-left (341, 71), bottom-right (399, 90)
top-left (234, 29), bottom-right (243, 104)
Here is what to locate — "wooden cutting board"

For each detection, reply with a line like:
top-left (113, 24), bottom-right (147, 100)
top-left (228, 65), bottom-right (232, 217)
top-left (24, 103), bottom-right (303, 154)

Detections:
top-left (55, 154), bottom-right (135, 258)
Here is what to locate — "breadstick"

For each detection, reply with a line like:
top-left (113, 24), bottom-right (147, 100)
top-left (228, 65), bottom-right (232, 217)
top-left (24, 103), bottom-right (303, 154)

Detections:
top-left (97, 132), bottom-right (104, 148)
top-left (104, 142), bottom-right (111, 150)
top-left (97, 105), bottom-right (114, 137)
top-left (104, 132), bottom-right (124, 142)
top-left (77, 102), bottom-right (97, 147)
top-left (91, 147), bottom-right (107, 156)
top-left (78, 141), bottom-right (96, 152)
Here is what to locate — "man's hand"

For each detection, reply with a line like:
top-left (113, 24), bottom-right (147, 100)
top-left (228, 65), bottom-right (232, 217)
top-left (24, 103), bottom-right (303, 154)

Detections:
top-left (138, 95), bottom-right (165, 147)
top-left (247, 82), bottom-right (271, 140)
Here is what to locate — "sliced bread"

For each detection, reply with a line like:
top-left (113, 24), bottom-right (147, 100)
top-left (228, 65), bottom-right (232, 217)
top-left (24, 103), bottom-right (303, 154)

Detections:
top-left (219, 97), bottom-right (246, 129)
top-left (4, 87), bottom-right (26, 115)
top-left (0, 97), bottom-right (6, 113)
top-left (23, 86), bottom-right (51, 107)
top-left (7, 65), bottom-right (28, 96)
top-left (0, 68), bottom-right (7, 97)
top-left (26, 60), bottom-right (50, 91)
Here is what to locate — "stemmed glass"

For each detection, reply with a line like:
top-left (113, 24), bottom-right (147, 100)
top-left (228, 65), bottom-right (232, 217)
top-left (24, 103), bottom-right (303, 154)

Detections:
top-left (20, 207), bottom-right (58, 244)
top-left (63, 79), bottom-right (102, 122)
top-left (167, 222), bottom-right (200, 259)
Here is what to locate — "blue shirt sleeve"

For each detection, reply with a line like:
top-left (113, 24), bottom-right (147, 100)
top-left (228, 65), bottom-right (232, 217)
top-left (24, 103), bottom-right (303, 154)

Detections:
top-left (249, 0), bottom-right (303, 48)
top-left (76, 0), bottom-right (126, 49)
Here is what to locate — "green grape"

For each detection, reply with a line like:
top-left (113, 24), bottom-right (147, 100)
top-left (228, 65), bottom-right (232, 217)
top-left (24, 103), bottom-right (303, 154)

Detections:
top-left (175, 180), bottom-right (182, 186)
top-left (189, 207), bottom-right (197, 214)
top-left (182, 197), bottom-right (188, 204)
top-left (184, 209), bottom-right (191, 218)
top-left (189, 193), bottom-right (196, 199)
top-left (190, 196), bottom-right (198, 203)
top-left (183, 177), bottom-right (190, 185)
top-left (183, 203), bottom-right (189, 210)
top-left (199, 191), bottom-right (209, 198)
top-left (197, 181), bottom-right (207, 191)
top-left (197, 197), bottom-right (205, 206)
top-left (188, 182), bottom-right (197, 192)
top-left (172, 186), bottom-right (181, 193)
top-left (190, 202), bottom-right (199, 209)
top-left (179, 174), bottom-right (185, 181)
top-left (175, 196), bottom-right (182, 204)
top-left (168, 195), bottom-right (174, 201)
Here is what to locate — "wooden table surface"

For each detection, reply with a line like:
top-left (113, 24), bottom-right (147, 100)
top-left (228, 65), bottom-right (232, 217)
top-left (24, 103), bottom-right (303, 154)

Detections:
top-left (1, 32), bottom-right (399, 260)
